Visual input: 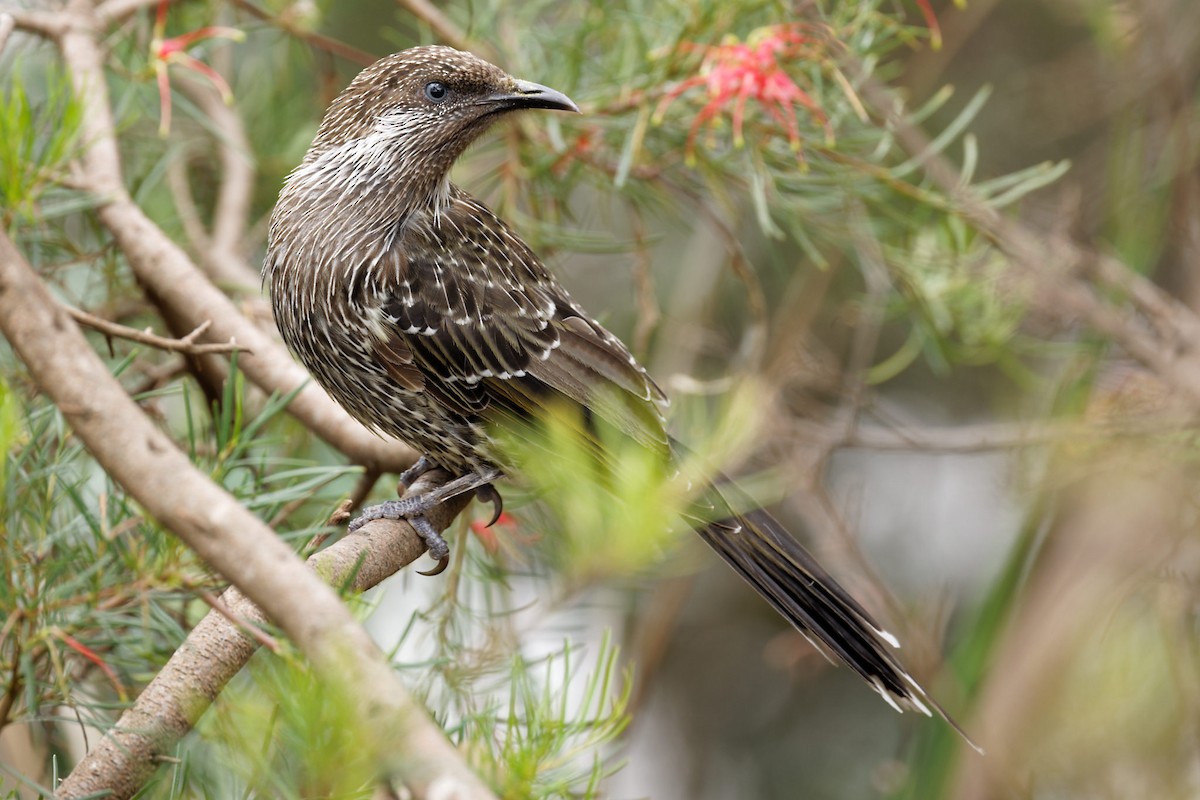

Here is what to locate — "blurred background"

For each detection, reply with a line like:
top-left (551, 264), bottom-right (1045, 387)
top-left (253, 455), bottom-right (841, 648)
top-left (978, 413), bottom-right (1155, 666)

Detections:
top-left (2, 0), bottom-right (1200, 798)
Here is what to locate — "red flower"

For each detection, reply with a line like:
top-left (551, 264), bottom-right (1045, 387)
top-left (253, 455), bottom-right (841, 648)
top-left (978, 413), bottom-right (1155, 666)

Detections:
top-left (55, 629), bottom-right (127, 701)
top-left (468, 511), bottom-right (527, 555)
top-left (654, 24), bottom-right (829, 163)
top-left (913, 0), bottom-right (967, 51)
top-left (151, 0), bottom-right (244, 136)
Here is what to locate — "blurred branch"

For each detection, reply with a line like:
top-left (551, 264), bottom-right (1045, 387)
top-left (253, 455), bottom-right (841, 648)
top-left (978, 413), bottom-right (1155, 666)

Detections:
top-left (57, 470), bottom-right (472, 800)
top-left (840, 202), bottom-right (892, 432)
top-left (166, 156), bottom-right (212, 253)
top-left (842, 371), bottom-right (1197, 451)
top-left (0, 12), bottom-right (13, 53)
top-left (49, 0), bottom-right (414, 473)
top-left (3, 7), bottom-right (63, 37)
top-left (228, 0), bottom-right (376, 66)
top-left (0, 228), bottom-right (493, 800)
top-left (843, 420), bottom-right (1121, 452)
top-left (856, 65), bottom-right (1200, 408)
top-left (951, 453), bottom-right (1186, 796)
top-left (176, 78), bottom-right (261, 291)
top-left (94, 0), bottom-right (158, 24)
top-left (396, 0), bottom-right (474, 53)
top-left (66, 309), bottom-right (248, 356)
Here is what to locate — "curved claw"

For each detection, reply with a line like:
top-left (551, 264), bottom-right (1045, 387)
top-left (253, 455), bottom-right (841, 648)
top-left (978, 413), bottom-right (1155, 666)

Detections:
top-left (475, 484), bottom-right (504, 527)
top-left (417, 555), bottom-right (449, 577)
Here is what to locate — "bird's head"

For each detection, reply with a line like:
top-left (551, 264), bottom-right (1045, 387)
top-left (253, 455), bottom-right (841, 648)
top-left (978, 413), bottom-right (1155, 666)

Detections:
top-left (302, 46), bottom-right (578, 182)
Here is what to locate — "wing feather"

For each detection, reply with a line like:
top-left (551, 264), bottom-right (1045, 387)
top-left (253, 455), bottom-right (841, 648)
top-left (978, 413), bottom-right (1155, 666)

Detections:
top-left (367, 187), bottom-right (667, 455)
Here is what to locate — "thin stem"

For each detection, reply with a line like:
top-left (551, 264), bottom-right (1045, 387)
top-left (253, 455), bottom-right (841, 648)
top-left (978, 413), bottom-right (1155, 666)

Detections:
top-left (66, 307), bottom-right (250, 356)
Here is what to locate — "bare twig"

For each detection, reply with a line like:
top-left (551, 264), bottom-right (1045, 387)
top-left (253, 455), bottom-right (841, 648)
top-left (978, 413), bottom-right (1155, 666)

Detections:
top-left (302, 467), bottom-right (382, 552)
top-left (0, 228), bottom-right (494, 800)
top-left (195, 586), bottom-right (282, 651)
top-left (229, 0), bottom-right (376, 66)
top-left (838, 202), bottom-right (892, 436)
top-left (127, 358), bottom-right (188, 396)
top-left (67, 308), bottom-right (248, 356)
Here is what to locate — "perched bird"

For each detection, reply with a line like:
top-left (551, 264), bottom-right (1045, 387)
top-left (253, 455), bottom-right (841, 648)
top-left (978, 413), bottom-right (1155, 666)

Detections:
top-left (265, 45), bottom-right (975, 744)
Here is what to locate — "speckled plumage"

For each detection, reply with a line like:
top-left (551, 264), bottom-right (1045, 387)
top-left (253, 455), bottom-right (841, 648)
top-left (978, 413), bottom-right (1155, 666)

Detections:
top-left (264, 46), bottom-right (975, 743)
top-left (266, 47), bottom-right (665, 472)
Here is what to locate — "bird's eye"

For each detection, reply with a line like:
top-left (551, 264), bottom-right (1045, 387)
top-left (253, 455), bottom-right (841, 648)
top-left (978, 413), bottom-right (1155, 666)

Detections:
top-left (423, 81), bottom-right (450, 103)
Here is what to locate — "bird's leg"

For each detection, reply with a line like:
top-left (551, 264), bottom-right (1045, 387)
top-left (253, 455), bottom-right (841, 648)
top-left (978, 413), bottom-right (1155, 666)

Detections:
top-left (348, 468), bottom-right (503, 575)
top-left (397, 455), bottom-right (436, 490)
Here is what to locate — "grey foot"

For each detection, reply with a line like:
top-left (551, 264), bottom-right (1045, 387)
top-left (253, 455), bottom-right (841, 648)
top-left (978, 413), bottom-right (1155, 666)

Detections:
top-left (348, 468), bottom-right (503, 575)
top-left (348, 495), bottom-right (449, 554)
top-left (398, 455), bottom-right (437, 490)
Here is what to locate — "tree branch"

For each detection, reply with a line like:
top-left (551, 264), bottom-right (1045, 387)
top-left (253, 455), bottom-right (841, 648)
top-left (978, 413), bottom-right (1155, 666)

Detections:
top-left (56, 470), bottom-right (472, 800)
top-left (0, 229), bottom-right (494, 799)
top-left (228, 0), bottom-right (376, 66)
top-left (1, 7), bottom-right (64, 38)
top-left (66, 308), bottom-right (247, 356)
top-left (176, 77), bottom-right (262, 292)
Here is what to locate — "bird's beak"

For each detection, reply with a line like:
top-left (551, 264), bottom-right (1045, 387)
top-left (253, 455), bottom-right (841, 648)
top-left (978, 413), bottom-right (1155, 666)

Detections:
top-left (486, 79), bottom-right (580, 114)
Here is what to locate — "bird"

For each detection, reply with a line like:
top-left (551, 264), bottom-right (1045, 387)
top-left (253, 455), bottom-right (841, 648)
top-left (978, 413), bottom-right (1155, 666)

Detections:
top-left (264, 44), bottom-right (977, 746)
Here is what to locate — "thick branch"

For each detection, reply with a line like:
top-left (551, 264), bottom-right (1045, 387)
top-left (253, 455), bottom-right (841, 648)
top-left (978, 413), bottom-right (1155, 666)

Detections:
top-left (0, 229), bottom-right (495, 799)
top-left (57, 471), bottom-right (471, 800)
top-left (56, 2), bottom-right (413, 473)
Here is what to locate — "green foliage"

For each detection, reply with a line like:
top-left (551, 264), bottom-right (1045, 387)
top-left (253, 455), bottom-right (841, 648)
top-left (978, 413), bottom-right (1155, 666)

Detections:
top-left (16, 0), bottom-right (1190, 797)
top-left (181, 653), bottom-right (379, 799)
top-left (0, 370), bottom-right (352, 772)
top-left (0, 379), bottom-right (22, 488)
top-left (1, 395), bottom-right (194, 744)
top-left (440, 0), bottom-right (1069, 387)
top-left (472, 634), bottom-right (632, 799)
top-left (491, 397), bottom-right (682, 581)
top-left (874, 229), bottom-right (1025, 381)
top-left (0, 63), bottom-right (82, 224)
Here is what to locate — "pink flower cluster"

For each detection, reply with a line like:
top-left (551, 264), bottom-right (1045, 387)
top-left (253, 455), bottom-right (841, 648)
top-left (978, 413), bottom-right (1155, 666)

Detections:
top-left (655, 24), bottom-right (827, 162)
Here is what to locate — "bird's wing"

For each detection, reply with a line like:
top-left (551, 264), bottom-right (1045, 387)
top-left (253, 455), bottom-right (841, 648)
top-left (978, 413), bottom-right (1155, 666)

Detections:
top-left (373, 192), bottom-right (669, 455)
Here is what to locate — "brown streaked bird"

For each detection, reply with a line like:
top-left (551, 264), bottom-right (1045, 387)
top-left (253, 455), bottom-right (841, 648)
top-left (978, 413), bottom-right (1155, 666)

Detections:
top-left (264, 44), bottom-right (978, 746)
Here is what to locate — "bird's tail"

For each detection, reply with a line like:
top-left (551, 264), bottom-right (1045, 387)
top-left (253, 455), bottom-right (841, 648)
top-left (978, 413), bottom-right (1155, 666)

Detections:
top-left (689, 477), bottom-right (981, 751)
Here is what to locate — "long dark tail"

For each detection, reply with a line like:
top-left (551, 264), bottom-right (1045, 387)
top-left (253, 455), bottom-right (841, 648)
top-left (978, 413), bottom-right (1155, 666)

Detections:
top-left (690, 478), bottom-right (981, 751)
